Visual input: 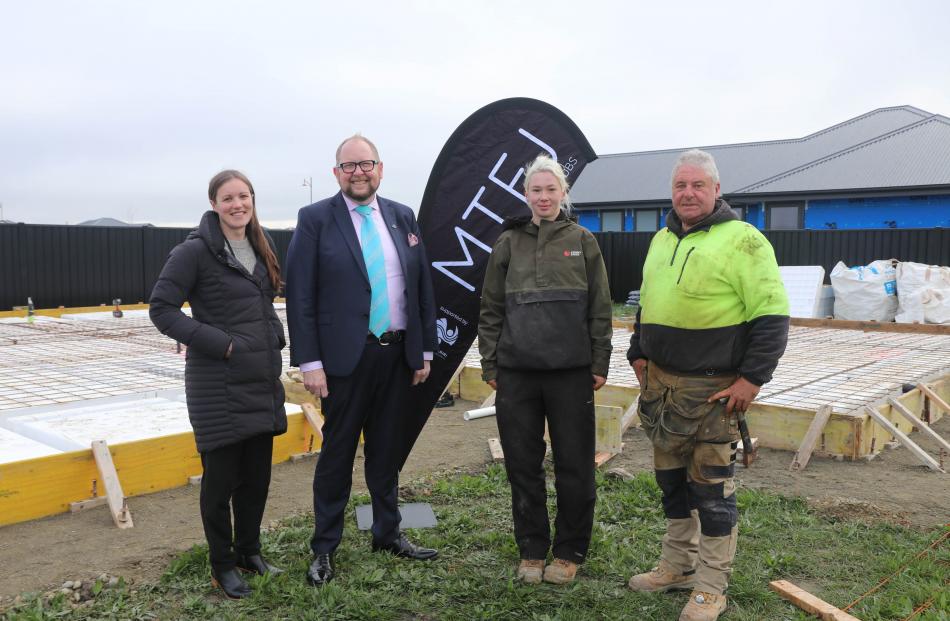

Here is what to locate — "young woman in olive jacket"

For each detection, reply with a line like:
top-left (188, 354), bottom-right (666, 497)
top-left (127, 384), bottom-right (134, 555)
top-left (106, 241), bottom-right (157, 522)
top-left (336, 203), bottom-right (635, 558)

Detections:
top-left (478, 154), bottom-right (613, 585)
top-left (150, 170), bottom-right (287, 599)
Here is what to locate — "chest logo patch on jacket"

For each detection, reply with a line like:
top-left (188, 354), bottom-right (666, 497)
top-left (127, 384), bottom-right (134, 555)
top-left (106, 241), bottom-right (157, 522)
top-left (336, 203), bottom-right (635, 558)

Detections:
top-left (562, 250), bottom-right (582, 257)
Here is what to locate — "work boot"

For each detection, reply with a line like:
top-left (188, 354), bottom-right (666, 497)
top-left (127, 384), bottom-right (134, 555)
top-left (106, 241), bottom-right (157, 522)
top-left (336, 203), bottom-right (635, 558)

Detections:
top-left (679, 590), bottom-right (727, 621)
top-left (628, 560), bottom-right (695, 592)
top-left (542, 558), bottom-right (577, 584)
top-left (516, 559), bottom-right (544, 584)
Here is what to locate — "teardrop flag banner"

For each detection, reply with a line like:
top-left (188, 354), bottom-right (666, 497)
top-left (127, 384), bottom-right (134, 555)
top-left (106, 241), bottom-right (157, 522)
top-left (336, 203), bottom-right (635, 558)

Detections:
top-left (399, 97), bottom-right (597, 469)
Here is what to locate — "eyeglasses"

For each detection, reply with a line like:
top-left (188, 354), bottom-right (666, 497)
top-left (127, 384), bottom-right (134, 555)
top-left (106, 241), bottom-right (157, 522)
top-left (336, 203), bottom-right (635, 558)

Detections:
top-left (337, 160), bottom-right (378, 174)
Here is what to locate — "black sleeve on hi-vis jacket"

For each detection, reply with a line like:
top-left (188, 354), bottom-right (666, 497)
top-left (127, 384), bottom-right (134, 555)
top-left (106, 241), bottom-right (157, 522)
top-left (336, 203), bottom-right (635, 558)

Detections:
top-left (738, 314), bottom-right (789, 386)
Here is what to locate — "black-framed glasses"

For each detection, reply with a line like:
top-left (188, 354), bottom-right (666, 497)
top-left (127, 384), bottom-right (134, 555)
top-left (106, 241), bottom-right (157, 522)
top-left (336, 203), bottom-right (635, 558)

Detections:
top-left (337, 160), bottom-right (378, 173)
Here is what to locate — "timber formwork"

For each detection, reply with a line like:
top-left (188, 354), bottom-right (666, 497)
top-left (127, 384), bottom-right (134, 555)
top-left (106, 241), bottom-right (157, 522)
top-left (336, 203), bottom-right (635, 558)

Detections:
top-left (1, 311), bottom-right (947, 528)
top-left (456, 326), bottom-right (950, 461)
top-left (0, 308), bottom-right (313, 527)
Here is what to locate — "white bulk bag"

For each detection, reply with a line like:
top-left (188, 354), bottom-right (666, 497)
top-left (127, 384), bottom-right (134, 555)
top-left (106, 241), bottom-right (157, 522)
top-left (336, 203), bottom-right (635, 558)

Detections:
top-left (830, 259), bottom-right (898, 321)
top-left (895, 262), bottom-right (950, 324)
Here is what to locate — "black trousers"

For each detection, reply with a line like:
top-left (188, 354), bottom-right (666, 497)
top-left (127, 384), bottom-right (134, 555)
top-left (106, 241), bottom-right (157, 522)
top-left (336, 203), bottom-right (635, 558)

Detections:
top-left (495, 367), bottom-right (596, 564)
top-left (199, 433), bottom-right (274, 571)
top-left (310, 340), bottom-right (411, 554)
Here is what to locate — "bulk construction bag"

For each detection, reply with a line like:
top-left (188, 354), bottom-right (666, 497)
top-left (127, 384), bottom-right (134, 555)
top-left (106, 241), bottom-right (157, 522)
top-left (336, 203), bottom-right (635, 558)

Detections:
top-left (830, 259), bottom-right (898, 321)
top-left (894, 261), bottom-right (950, 324)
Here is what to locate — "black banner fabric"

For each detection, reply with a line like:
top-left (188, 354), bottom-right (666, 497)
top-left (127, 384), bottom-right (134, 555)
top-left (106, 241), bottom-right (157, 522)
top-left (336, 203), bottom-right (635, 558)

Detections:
top-left (399, 97), bottom-right (598, 468)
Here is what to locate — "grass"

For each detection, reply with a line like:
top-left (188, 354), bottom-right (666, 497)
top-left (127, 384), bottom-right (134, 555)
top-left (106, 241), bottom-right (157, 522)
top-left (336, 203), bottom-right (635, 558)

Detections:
top-left (4, 465), bottom-right (948, 620)
top-left (612, 302), bottom-right (637, 321)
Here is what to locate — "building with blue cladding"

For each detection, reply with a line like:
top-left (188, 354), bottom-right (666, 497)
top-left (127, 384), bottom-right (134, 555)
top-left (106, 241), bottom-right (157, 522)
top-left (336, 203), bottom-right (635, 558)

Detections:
top-left (570, 106), bottom-right (950, 232)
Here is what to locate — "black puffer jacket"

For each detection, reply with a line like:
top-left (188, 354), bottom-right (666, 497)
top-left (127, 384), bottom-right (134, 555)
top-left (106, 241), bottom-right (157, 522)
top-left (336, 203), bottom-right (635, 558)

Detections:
top-left (149, 211), bottom-right (287, 453)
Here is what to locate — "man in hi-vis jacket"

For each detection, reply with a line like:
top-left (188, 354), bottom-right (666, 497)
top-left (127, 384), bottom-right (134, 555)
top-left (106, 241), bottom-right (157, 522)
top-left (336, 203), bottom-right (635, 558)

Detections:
top-left (626, 149), bottom-right (789, 621)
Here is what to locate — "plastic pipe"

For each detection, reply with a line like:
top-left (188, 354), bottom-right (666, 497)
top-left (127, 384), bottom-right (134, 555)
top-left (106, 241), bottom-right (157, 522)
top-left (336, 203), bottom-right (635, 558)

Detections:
top-left (463, 406), bottom-right (496, 421)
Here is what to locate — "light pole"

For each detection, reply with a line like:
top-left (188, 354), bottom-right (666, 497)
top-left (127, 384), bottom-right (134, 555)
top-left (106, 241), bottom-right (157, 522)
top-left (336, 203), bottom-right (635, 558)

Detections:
top-left (302, 177), bottom-right (312, 204)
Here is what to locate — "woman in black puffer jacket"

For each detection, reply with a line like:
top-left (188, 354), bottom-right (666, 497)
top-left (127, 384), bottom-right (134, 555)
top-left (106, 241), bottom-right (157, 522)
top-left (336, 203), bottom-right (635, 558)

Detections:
top-left (150, 170), bottom-right (287, 599)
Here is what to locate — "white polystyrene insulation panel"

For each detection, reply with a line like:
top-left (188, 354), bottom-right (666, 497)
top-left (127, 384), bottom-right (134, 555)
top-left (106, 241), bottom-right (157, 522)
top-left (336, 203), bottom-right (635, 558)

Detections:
top-left (779, 266), bottom-right (826, 318)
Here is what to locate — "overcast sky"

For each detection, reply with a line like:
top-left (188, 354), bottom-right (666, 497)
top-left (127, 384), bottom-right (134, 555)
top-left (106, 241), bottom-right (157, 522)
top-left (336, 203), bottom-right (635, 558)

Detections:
top-left (2, 0), bottom-right (949, 227)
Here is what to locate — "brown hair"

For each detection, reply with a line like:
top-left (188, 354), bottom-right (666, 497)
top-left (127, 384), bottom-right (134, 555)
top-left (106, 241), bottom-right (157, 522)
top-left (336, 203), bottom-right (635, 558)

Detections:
top-left (208, 170), bottom-right (283, 293)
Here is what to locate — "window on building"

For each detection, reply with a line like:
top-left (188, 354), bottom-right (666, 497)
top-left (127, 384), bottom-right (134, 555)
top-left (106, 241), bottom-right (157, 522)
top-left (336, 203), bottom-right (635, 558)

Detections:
top-left (767, 204), bottom-right (802, 229)
top-left (601, 211), bottom-right (624, 232)
top-left (634, 209), bottom-right (659, 232)
top-left (730, 204), bottom-right (746, 222)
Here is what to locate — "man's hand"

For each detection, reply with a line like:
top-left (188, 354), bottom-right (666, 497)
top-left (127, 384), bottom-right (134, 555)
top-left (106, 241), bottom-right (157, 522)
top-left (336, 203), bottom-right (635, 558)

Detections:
top-left (593, 375), bottom-right (607, 391)
top-left (486, 379), bottom-right (497, 390)
top-left (303, 368), bottom-right (329, 398)
top-left (708, 377), bottom-right (760, 414)
top-left (412, 360), bottom-right (431, 386)
top-left (631, 358), bottom-right (647, 386)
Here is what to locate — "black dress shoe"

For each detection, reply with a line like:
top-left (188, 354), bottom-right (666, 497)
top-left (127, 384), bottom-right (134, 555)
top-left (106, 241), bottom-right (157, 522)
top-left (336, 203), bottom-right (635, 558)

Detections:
top-left (211, 567), bottom-right (252, 599)
top-left (372, 534), bottom-right (438, 560)
top-left (306, 553), bottom-right (334, 586)
top-left (237, 553), bottom-right (284, 576)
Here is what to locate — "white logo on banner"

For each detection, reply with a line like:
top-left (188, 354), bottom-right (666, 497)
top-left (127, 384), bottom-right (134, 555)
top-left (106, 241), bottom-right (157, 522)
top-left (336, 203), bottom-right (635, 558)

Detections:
top-left (436, 317), bottom-right (459, 346)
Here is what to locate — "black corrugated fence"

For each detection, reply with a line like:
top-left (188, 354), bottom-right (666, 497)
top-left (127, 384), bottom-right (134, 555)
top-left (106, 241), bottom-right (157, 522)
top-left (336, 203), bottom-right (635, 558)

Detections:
top-left (593, 228), bottom-right (950, 302)
top-left (0, 224), bottom-right (293, 311)
top-left (1, 224), bottom-right (947, 309)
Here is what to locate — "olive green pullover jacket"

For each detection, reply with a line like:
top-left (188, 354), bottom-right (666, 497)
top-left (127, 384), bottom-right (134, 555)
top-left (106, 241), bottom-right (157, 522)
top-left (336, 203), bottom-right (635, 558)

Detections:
top-left (479, 214), bottom-right (613, 382)
top-left (627, 200), bottom-right (789, 386)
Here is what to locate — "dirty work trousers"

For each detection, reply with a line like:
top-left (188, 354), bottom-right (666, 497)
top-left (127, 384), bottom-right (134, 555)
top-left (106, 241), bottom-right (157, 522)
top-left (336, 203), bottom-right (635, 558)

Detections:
top-left (495, 366), bottom-right (596, 564)
top-left (637, 361), bottom-right (741, 595)
top-left (199, 432), bottom-right (274, 572)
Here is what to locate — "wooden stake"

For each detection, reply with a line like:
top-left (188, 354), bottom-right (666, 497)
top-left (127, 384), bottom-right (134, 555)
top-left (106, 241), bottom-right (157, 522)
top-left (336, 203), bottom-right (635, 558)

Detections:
top-left (769, 580), bottom-right (862, 621)
top-left (301, 402), bottom-right (324, 440)
top-left (480, 391), bottom-right (496, 409)
top-left (594, 445), bottom-right (624, 468)
top-left (90, 440), bottom-right (134, 528)
top-left (442, 358), bottom-right (468, 398)
top-left (620, 396), bottom-right (640, 434)
top-left (862, 406), bottom-right (944, 473)
top-left (918, 383), bottom-right (950, 417)
top-left (886, 397), bottom-right (950, 454)
top-left (488, 438), bottom-right (504, 462)
top-left (790, 404), bottom-right (833, 471)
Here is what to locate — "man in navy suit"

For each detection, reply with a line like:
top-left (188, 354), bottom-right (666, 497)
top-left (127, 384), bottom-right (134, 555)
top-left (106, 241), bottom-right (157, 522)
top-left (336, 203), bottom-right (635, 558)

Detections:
top-left (286, 134), bottom-right (438, 587)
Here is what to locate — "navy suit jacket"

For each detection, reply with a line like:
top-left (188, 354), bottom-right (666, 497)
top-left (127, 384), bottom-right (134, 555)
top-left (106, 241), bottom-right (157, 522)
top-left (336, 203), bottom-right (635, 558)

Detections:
top-left (286, 191), bottom-right (437, 377)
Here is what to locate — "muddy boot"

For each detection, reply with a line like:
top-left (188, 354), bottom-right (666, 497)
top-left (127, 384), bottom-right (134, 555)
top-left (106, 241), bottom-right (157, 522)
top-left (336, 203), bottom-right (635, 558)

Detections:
top-left (628, 559), bottom-right (696, 592)
top-left (517, 559), bottom-right (544, 584)
top-left (679, 590), bottom-right (727, 621)
top-left (542, 559), bottom-right (577, 584)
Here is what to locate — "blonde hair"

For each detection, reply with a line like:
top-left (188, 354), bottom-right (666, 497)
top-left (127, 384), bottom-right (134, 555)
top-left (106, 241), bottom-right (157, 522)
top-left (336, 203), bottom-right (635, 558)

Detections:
top-left (523, 154), bottom-right (572, 214)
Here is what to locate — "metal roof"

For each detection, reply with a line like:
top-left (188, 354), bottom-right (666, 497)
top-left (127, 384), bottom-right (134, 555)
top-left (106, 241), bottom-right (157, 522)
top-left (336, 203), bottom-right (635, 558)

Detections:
top-left (571, 106), bottom-right (948, 205)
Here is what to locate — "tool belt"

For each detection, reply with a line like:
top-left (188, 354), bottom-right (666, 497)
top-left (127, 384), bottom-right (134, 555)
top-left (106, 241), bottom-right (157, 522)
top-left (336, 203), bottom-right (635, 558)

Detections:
top-left (637, 361), bottom-right (739, 455)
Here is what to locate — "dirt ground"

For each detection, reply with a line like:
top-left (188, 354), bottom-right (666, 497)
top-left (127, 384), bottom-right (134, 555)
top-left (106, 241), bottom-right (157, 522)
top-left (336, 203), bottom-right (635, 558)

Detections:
top-left (1, 399), bottom-right (948, 605)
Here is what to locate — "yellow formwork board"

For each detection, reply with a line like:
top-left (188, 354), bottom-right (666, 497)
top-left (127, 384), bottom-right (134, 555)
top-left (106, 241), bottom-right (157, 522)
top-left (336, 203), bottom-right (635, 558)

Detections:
top-left (458, 366), bottom-right (950, 459)
top-left (860, 375), bottom-right (950, 455)
top-left (0, 303), bottom-right (152, 318)
top-left (0, 410), bottom-right (320, 528)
